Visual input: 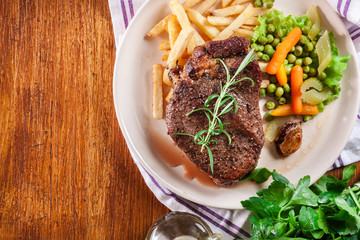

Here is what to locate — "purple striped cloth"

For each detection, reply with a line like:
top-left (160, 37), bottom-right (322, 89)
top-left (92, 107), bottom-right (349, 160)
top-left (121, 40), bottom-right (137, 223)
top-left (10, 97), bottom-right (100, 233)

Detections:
top-left (109, 0), bottom-right (360, 238)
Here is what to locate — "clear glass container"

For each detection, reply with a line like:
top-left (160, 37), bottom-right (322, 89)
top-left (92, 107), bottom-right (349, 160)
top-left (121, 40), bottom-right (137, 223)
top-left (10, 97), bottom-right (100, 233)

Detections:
top-left (146, 211), bottom-right (222, 240)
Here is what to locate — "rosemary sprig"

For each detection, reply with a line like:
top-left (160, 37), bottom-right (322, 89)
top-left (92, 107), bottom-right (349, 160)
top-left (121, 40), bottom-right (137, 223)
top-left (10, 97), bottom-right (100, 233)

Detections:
top-left (174, 48), bottom-right (256, 174)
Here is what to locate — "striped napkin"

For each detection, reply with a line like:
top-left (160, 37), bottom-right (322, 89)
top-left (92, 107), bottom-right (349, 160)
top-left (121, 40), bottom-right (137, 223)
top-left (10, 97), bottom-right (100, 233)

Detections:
top-left (109, 0), bottom-right (360, 238)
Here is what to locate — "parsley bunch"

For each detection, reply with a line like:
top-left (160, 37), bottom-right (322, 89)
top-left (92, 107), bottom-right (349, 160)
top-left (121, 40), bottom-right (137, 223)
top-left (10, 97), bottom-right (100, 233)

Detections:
top-left (240, 165), bottom-right (360, 239)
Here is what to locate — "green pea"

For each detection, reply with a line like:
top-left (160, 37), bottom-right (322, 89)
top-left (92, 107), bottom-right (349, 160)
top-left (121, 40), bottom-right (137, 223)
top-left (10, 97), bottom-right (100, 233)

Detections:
top-left (263, 1), bottom-right (273, 9)
top-left (295, 58), bottom-right (303, 66)
top-left (303, 65), bottom-right (310, 73)
top-left (271, 38), bottom-right (280, 47)
top-left (278, 97), bottom-right (287, 105)
top-left (309, 67), bottom-right (317, 77)
top-left (284, 59), bottom-right (289, 65)
top-left (303, 115), bottom-right (312, 122)
top-left (275, 43), bottom-right (281, 49)
top-left (258, 36), bottom-right (268, 45)
top-left (294, 45), bottom-right (303, 57)
top-left (301, 51), bottom-right (309, 58)
top-left (303, 73), bottom-right (308, 80)
top-left (305, 42), bottom-right (314, 52)
top-left (303, 57), bottom-right (312, 66)
top-left (285, 64), bottom-right (293, 75)
top-left (267, 34), bottom-right (274, 43)
top-left (251, 43), bottom-right (257, 49)
top-left (256, 45), bottom-right (264, 52)
top-left (265, 111), bottom-right (274, 122)
top-left (267, 24), bottom-right (275, 33)
top-left (259, 88), bottom-right (266, 98)
top-left (309, 50), bottom-right (317, 58)
top-left (334, 85), bottom-right (341, 94)
top-left (275, 87), bottom-right (284, 97)
top-left (275, 28), bottom-right (283, 38)
top-left (318, 71), bottom-right (327, 80)
top-left (267, 83), bottom-right (276, 93)
top-left (261, 54), bottom-right (270, 62)
top-left (300, 35), bottom-right (309, 44)
top-left (290, 46), bottom-right (295, 52)
top-left (287, 53), bottom-right (296, 64)
top-left (302, 25), bottom-right (310, 35)
top-left (264, 44), bottom-right (274, 55)
top-left (257, 51), bottom-right (263, 58)
top-left (254, 0), bottom-right (263, 7)
top-left (266, 101), bottom-right (276, 110)
top-left (317, 102), bottom-right (325, 112)
top-left (283, 84), bottom-right (291, 93)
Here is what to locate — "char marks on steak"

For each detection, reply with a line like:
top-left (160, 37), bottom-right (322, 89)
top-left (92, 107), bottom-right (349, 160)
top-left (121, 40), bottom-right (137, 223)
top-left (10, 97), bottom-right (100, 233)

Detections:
top-left (166, 37), bottom-right (264, 186)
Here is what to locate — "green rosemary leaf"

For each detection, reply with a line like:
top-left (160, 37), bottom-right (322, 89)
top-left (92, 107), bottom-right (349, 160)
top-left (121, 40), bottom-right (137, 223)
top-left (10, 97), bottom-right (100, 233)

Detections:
top-left (222, 130), bottom-right (232, 145)
top-left (187, 107), bottom-right (214, 117)
top-left (204, 145), bottom-right (214, 174)
top-left (194, 130), bottom-right (208, 145)
top-left (233, 76), bottom-right (255, 87)
top-left (204, 94), bottom-right (220, 107)
top-left (220, 100), bottom-right (235, 116)
top-left (216, 58), bottom-right (230, 82)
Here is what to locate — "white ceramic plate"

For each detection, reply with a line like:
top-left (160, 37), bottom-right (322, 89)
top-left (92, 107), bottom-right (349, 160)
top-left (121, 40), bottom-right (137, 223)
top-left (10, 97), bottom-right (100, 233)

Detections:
top-left (113, 0), bottom-right (360, 209)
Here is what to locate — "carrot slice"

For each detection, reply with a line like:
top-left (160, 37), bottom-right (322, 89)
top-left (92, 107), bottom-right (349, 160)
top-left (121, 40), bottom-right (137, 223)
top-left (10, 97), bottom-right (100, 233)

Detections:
top-left (266, 27), bottom-right (302, 75)
top-left (291, 65), bottom-right (303, 114)
top-left (271, 103), bottom-right (319, 116)
top-left (276, 64), bottom-right (288, 86)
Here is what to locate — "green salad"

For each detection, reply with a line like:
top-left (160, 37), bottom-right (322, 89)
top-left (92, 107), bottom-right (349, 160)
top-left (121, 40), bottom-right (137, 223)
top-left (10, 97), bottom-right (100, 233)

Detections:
top-left (250, 8), bottom-right (350, 121)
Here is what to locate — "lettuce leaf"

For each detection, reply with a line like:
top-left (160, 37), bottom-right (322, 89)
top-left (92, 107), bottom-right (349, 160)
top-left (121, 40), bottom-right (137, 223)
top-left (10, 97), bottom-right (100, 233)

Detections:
top-left (323, 32), bottom-right (351, 103)
top-left (252, 10), bottom-right (308, 42)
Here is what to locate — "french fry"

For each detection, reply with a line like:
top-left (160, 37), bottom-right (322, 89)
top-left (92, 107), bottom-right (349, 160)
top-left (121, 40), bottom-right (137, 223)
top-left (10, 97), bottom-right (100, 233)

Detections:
top-left (168, 15), bottom-right (181, 48)
top-left (167, 26), bottom-right (195, 69)
top-left (207, 16), bottom-right (235, 26)
top-left (159, 41), bottom-right (171, 51)
top-left (213, 3), bottom-right (255, 40)
top-left (187, 9), bottom-right (220, 39)
top-left (182, 0), bottom-right (204, 9)
top-left (209, 4), bottom-right (245, 17)
top-left (163, 68), bottom-right (172, 87)
top-left (222, 0), bottom-right (233, 8)
top-left (244, 16), bottom-right (260, 25)
top-left (233, 28), bottom-right (254, 38)
top-left (195, 0), bottom-right (219, 15)
top-left (162, 50), bottom-right (170, 61)
top-left (147, 15), bottom-right (171, 37)
top-left (230, 0), bottom-right (251, 5)
top-left (148, 0), bottom-right (202, 37)
top-left (169, 0), bottom-right (204, 54)
top-left (152, 64), bottom-right (164, 119)
top-left (240, 25), bottom-right (254, 30)
top-left (165, 88), bottom-right (174, 103)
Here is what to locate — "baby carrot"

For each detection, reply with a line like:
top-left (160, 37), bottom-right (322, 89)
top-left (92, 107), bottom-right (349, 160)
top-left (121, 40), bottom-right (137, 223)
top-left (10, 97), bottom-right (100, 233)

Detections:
top-left (276, 64), bottom-right (287, 86)
top-left (266, 27), bottom-right (302, 75)
top-left (271, 103), bottom-right (319, 116)
top-left (291, 65), bottom-right (303, 114)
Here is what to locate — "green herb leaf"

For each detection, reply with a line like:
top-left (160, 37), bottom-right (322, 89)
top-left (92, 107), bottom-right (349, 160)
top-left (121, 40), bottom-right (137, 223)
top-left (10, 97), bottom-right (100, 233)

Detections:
top-left (241, 167), bottom-right (272, 183)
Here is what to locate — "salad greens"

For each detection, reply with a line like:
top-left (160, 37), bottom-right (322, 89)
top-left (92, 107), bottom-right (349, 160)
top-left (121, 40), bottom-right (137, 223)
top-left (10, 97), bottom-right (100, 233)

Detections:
top-left (239, 165), bottom-right (360, 239)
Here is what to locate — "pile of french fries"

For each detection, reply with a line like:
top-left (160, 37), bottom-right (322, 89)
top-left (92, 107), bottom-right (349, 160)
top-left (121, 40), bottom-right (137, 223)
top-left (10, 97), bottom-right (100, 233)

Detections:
top-left (150, 0), bottom-right (271, 119)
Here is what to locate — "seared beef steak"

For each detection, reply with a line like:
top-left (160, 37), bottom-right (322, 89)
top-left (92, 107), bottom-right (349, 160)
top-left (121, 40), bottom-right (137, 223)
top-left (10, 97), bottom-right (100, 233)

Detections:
top-left (166, 37), bottom-right (264, 186)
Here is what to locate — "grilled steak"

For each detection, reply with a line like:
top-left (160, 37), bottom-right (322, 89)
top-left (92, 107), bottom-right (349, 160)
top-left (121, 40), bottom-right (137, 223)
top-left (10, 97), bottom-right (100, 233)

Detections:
top-left (166, 37), bottom-right (264, 186)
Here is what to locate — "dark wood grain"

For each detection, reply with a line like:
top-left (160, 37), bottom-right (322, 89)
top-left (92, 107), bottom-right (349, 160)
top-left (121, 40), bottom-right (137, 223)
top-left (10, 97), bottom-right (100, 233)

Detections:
top-left (0, 0), bottom-right (358, 239)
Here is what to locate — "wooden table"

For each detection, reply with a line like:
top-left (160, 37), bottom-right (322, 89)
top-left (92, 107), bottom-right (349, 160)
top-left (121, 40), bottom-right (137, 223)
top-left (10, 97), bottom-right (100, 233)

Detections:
top-left (1, 0), bottom-right (359, 239)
